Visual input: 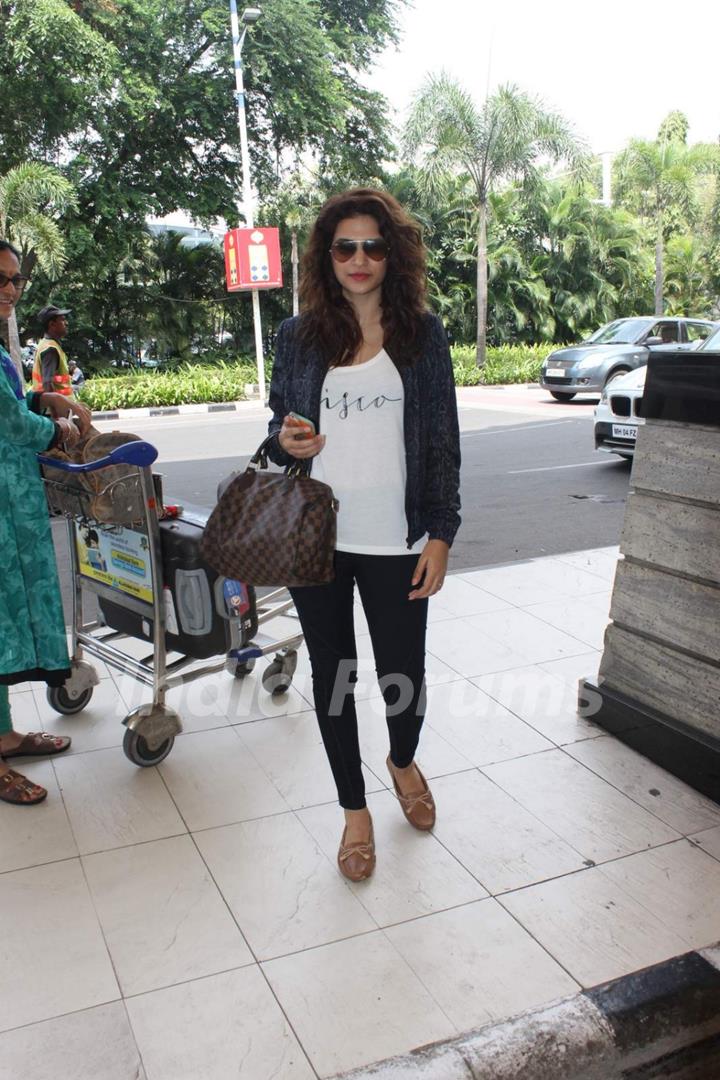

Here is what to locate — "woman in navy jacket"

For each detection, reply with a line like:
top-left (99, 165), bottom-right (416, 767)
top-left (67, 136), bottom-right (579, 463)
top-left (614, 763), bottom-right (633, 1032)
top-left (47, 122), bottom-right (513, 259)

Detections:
top-left (267, 188), bottom-right (460, 881)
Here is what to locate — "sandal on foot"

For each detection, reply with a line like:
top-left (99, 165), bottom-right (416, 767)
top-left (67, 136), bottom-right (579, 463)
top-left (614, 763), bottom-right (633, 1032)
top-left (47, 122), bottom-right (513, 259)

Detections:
top-left (2, 732), bottom-right (71, 759)
top-left (0, 769), bottom-right (48, 805)
top-left (387, 756), bottom-right (436, 831)
top-left (337, 821), bottom-right (375, 882)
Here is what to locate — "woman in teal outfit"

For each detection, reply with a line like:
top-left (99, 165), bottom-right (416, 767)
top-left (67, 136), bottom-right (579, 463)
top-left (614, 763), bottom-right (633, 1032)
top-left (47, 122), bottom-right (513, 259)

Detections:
top-left (0, 240), bottom-right (91, 805)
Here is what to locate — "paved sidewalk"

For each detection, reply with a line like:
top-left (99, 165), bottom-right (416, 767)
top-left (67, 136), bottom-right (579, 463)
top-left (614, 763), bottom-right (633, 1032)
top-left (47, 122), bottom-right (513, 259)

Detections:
top-left (2, 546), bottom-right (720, 1079)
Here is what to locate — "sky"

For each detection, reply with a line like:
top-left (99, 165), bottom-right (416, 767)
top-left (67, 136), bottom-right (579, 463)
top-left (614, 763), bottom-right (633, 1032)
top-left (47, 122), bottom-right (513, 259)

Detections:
top-left (370, 0), bottom-right (720, 155)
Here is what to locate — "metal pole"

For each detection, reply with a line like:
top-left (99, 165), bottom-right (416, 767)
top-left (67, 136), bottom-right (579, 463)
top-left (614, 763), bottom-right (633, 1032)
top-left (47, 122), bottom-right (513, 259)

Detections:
top-left (229, 1), bottom-right (266, 402)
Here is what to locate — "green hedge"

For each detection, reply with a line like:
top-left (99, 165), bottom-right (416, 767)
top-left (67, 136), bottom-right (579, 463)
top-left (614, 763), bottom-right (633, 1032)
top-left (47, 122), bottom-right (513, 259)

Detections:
top-left (79, 360), bottom-right (259, 411)
top-left (451, 344), bottom-right (553, 386)
top-left (78, 345), bottom-right (557, 410)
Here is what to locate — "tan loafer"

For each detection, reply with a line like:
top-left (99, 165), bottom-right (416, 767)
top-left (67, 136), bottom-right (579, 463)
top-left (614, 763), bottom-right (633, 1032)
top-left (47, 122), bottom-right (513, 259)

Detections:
top-left (337, 820), bottom-right (376, 882)
top-left (387, 756), bottom-right (436, 831)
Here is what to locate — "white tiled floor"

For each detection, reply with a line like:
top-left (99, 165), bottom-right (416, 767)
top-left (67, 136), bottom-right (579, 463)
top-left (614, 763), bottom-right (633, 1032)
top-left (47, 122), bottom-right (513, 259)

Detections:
top-left (82, 834), bottom-right (254, 995)
top-left (2, 546), bottom-right (720, 1079)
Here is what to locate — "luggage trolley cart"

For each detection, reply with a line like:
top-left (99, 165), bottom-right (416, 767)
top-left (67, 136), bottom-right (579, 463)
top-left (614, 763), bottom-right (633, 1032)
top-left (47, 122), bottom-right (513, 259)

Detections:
top-left (39, 441), bottom-right (304, 766)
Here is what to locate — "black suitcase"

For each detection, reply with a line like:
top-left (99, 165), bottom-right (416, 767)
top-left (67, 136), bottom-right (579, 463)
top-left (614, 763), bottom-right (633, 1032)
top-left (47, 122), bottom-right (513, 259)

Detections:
top-left (98, 506), bottom-right (257, 659)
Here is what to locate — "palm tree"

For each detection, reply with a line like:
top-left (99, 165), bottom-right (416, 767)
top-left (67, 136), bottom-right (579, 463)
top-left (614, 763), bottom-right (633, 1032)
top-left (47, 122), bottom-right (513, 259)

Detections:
top-left (538, 182), bottom-right (653, 338)
top-left (144, 231), bottom-right (224, 362)
top-left (272, 175), bottom-right (320, 315)
top-left (614, 134), bottom-right (719, 315)
top-left (0, 163), bottom-right (77, 374)
top-left (487, 238), bottom-right (554, 342)
top-left (403, 76), bottom-right (588, 365)
top-left (484, 184), bottom-right (556, 343)
top-left (664, 234), bottom-right (714, 315)
top-left (394, 171), bottom-right (480, 345)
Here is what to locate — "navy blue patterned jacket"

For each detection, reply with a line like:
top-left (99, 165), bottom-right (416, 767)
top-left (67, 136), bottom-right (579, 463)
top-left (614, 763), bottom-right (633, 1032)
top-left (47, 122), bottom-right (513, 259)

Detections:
top-left (267, 313), bottom-right (461, 549)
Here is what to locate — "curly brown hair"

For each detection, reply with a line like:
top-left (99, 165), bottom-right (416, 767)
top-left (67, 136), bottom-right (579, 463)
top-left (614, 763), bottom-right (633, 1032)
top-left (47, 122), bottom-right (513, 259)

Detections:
top-left (298, 187), bottom-right (428, 367)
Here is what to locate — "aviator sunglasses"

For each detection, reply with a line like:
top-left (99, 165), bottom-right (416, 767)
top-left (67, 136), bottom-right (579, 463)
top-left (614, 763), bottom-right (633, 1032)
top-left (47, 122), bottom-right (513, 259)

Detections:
top-left (329, 238), bottom-right (389, 263)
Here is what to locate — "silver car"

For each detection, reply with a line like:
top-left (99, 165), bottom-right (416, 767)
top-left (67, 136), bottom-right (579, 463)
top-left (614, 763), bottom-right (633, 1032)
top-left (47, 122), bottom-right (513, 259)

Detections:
top-left (540, 316), bottom-right (717, 401)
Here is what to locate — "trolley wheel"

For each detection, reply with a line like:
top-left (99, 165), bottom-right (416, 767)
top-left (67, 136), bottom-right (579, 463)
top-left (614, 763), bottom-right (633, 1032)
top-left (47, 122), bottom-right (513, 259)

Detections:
top-left (123, 728), bottom-right (174, 767)
top-left (261, 650), bottom-right (297, 696)
top-left (231, 648), bottom-right (257, 679)
top-left (226, 642), bottom-right (259, 679)
top-left (233, 660), bottom-right (256, 678)
top-left (47, 684), bottom-right (93, 715)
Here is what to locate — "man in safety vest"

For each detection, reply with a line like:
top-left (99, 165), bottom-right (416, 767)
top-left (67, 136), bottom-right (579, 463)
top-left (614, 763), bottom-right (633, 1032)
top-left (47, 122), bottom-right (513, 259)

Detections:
top-left (32, 305), bottom-right (73, 397)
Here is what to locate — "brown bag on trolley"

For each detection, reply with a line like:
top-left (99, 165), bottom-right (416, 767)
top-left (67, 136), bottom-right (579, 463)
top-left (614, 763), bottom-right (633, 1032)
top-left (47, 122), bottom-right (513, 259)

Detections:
top-left (200, 435), bottom-right (338, 587)
top-left (42, 427), bottom-right (144, 524)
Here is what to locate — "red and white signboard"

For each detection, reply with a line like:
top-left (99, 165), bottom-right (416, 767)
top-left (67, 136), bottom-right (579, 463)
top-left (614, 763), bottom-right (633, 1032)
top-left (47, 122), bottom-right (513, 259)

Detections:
top-left (224, 227), bottom-right (283, 292)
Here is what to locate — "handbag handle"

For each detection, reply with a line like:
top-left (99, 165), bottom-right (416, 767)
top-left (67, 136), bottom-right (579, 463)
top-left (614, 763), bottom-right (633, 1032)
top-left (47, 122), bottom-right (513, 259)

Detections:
top-left (249, 434), bottom-right (276, 470)
top-left (250, 433), bottom-right (310, 477)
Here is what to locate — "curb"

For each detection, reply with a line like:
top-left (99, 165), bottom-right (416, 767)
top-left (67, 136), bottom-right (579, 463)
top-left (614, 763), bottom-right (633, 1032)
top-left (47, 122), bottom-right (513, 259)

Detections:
top-left (90, 384), bottom-right (543, 422)
top-left (334, 946), bottom-right (720, 1080)
top-left (91, 398), bottom-right (267, 421)
top-left (455, 382), bottom-right (541, 393)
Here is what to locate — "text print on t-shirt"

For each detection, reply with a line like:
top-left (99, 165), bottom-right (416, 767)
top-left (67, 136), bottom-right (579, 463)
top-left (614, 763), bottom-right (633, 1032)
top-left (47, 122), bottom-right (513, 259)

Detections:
top-left (321, 388), bottom-right (401, 420)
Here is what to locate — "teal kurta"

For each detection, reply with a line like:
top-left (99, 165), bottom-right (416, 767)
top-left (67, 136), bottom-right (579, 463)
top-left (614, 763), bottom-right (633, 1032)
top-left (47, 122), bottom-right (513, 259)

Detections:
top-left (0, 346), bottom-right (70, 685)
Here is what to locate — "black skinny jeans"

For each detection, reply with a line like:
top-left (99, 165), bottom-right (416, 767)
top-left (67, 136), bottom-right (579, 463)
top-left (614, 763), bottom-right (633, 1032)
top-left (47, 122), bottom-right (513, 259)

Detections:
top-left (290, 551), bottom-right (428, 810)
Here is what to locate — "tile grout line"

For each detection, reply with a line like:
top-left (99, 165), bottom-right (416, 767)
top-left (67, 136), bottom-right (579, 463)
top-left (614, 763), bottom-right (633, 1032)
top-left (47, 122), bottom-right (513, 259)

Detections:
top-left (478, 745), bottom-right (692, 867)
top-left (183, 822), bottom-right (323, 1080)
top-left (590, 838), bottom-right (720, 953)
top-left (562, 742), bottom-right (720, 836)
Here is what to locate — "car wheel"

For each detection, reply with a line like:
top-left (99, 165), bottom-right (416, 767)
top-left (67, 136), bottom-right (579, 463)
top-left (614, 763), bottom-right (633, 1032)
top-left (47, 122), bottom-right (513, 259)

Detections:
top-left (550, 391), bottom-right (576, 401)
top-left (604, 367), bottom-right (631, 388)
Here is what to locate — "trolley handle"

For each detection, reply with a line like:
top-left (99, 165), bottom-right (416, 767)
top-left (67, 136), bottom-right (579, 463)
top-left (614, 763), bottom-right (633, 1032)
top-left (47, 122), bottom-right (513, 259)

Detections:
top-left (38, 440), bottom-right (158, 472)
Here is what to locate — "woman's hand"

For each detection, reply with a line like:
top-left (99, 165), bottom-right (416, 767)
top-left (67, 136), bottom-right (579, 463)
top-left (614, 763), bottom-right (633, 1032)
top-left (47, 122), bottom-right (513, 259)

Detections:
top-left (408, 539), bottom-right (449, 600)
top-left (41, 392), bottom-right (92, 436)
top-left (55, 417), bottom-right (81, 449)
top-left (278, 415), bottom-right (325, 460)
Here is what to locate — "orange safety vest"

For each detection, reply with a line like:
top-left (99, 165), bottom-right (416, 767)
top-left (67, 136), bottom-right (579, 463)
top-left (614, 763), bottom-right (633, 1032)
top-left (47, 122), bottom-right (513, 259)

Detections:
top-left (32, 337), bottom-right (73, 396)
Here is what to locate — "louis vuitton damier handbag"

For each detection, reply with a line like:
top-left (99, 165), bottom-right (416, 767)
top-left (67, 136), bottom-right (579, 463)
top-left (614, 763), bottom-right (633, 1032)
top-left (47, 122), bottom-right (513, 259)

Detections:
top-left (200, 434), bottom-right (338, 587)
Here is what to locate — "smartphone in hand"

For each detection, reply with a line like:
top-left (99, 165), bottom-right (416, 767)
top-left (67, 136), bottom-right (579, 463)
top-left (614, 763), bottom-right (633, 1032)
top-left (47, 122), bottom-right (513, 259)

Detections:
top-left (288, 412), bottom-right (316, 440)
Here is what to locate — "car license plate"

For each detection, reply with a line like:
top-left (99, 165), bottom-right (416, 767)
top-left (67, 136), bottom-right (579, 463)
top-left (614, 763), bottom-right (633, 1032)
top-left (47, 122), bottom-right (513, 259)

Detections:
top-left (612, 424), bottom-right (637, 440)
top-left (546, 367), bottom-right (566, 377)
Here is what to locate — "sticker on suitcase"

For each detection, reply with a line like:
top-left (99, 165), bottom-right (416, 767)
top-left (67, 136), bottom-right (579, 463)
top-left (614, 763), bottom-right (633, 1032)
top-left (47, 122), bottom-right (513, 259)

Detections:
top-left (223, 578), bottom-right (250, 618)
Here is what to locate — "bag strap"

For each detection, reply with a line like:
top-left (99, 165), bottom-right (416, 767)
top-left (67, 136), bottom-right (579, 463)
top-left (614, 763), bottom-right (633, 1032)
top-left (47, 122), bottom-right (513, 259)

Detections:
top-left (249, 433), bottom-right (309, 477)
top-left (249, 433), bottom-right (277, 470)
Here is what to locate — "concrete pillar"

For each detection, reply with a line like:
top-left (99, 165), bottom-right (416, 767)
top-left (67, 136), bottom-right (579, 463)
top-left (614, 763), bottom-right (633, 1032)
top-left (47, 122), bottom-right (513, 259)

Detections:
top-left (581, 351), bottom-right (720, 803)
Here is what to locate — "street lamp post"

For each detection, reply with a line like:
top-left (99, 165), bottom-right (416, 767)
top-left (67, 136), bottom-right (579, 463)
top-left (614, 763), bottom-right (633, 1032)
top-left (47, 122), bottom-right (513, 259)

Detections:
top-left (229, 3), bottom-right (265, 402)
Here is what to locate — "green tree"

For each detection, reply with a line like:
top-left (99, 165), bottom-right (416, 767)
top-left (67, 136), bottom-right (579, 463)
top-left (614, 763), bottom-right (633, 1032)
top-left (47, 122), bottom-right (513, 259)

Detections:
top-left (487, 238), bottom-right (554, 342)
top-left (143, 232), bottom-right (226, 362)
top-left (537, 182), bottom-right (653, 338)
top-left (1, 0), bottom-right (403, 357)
top-left (268, 175), bottom-right (322, 316)
top-left (1, 0), bottom-right (399, 217)
top-left (0, 0), bottom-right (112, 167)
top-left (0, 161), bottom-right (78, 371)
top-left (385, 170), bottom-right (479, 343)
top-left (664, 234), bottom-right (714, 315)
top-left (657, 111), bottom-right (690, 145)
top-left (403, 75), bottom-right (588, 365)
top-left (614, 118), bottom-right (719, 315)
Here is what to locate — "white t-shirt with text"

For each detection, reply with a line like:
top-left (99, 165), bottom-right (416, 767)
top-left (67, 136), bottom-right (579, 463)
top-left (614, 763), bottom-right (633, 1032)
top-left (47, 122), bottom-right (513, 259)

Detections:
top-left (311, 349), bottom-right (426, 555)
